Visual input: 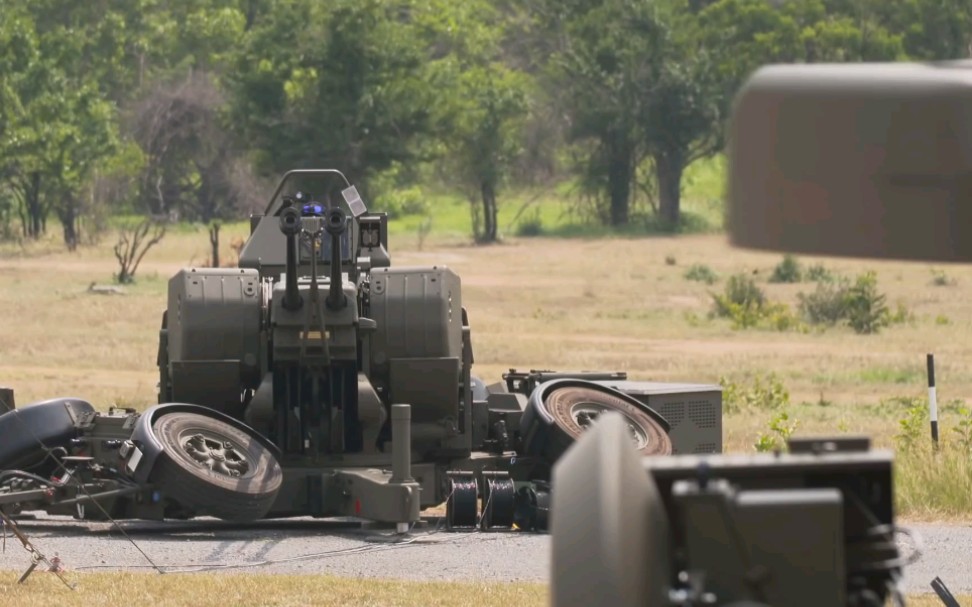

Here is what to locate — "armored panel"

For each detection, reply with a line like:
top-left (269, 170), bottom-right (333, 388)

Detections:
top-left (676, 484), bottom-right (845, 606)
top-left (389, 358), bottom-right (461, 424)
top-left (166, 268), bottom-right (262, 380)
top-left (170, 360), bottom-right (245, 416)
top-left (368, 267), bottom-right (463, 373)
top-left (594, 380), bottom-right (722, 455)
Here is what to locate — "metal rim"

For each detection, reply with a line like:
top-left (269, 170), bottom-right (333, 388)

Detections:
top-left (177, 428), bottom-right (251, 478)
top-left (569, 401), bottom-right (650, 450)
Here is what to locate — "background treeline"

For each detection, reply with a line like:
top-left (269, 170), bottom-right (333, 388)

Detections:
top-left (2, 0), bottom-right (970, 247)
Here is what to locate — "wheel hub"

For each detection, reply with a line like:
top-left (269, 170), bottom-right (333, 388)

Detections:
top-left (183, 433), bottom-right (250, 477)
top-left (570, 402), bottom-right (649, 449)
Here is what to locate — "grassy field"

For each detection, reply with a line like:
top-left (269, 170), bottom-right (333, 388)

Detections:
top-left (2, 154), bottom-right (972, 519)
top-left (0, 572), bottom-right (546, 606)
top-left (0, 570), bottom-right (959, 606)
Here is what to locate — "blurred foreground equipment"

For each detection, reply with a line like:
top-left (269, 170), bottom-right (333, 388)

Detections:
top-left (551, 60), bottom-right (972, 606)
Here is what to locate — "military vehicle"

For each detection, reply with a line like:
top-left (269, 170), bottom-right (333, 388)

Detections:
top-left (550, 61), bottom-right (972, 606)
top-left (0, 169), bottom-right (722, 532)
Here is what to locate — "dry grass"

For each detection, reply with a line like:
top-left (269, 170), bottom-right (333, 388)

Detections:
top-left (0, 570), bottom-right (960, 606)
top-left (3, 228), bottom-right (972, 517)
top-left (0, 571), bottom-right (546, 606)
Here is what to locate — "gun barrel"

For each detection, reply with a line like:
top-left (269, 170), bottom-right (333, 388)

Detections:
top-left (325, 207), bottom-right (348, 310)
top-left (279, 206), bottom-right (303, 311)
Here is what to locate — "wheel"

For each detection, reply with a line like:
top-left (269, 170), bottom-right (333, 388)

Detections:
top-left (0, 398), bottom-right (94, 473)
top-left (445, 475), bottom-right (478, 530)
top-left (148, 412), bottom-right (283, 522)
top-left (520, 383), bottom-right (672, 469)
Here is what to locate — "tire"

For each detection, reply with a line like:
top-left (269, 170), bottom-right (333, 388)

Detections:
top-left (0, 398), bottom-right (94, 473)
top-left (148, 412), bottom-right (283, 522)
top-left (520, 383), bottom-right (672, 469)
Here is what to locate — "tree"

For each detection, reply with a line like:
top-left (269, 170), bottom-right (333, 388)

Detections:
top-left (129, 71), bottom-right (261, 222)
top-left (539, 0), bottom-right (725, 228)
top-left (448, 66), bottom-right (529, 242)
top-left (0, 5), bottom-right (119, 247)
top-left (543, 0), bottom-right (668, 226)
top-left (228, 0), bottom-right (437, 190)
top-left (421, 0), bottom-right (530, 243)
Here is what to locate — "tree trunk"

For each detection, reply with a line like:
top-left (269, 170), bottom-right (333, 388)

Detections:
top-left (58, 201), bottom-right (79, 251)
top-left (480, 181), bottom-right (498, 243)
top-left (607, 142), bottom-right (632, 226)
top-left (26, 172), bottom-right (43, 239)
top-left (209, 223), bottom-right (221, 268)
top-left (655, 152), bottom-right (685, 229)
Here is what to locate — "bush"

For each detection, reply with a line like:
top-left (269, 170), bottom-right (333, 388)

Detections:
top-left (712, 274), bottom-right (764, 314)
top-left (515, 211), bottom-right (544, 237)
top-left (844, 271), bottom-right (890, 334)
top-left (711, 274), bottom-right (802, 330)
top-left (797, 279), bottom-right (850, 326)
top-left (806, 264), bottom-right (836, 283)
top-left (376, 185), bottom-right (430, 218)
top-left (684, 263), bottom-right (718, 284)
top-left (769, 254), bottom-right (802, 283)
top-left (754, 410), bottom-right (799, 452)
top-left (796, 271), bottom-right (902, 334)
top-left (720, 373), bottom-right (790, 414)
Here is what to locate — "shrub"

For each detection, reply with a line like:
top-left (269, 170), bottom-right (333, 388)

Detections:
top-left (930, 269), bottom-right (956, 287)
top-left (711, 274), bottom-right (803, 331)
top-left (720, 373), bottom-right (790, 414)
top-left (754, 410), bottom-right (799, 452)
top-left (769, 254), bottom-right (802, 283)
top-left (806, 264), bottom-right (836, 283)
top-left (515, 212), bottom-right (544, 237)
top-left (684, 263), bottom-right (718, 284)
top-left (796, 271), bottom-right (902, 334)
top-left (844, 271), bottom-right (890, 334)
top-left (798, 279), bottom-right (850, 326)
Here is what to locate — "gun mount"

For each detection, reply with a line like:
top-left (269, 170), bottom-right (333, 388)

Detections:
top-left (0, 168), bottom-right (723, 532)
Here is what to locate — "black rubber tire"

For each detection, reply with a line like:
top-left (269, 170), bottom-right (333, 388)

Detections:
top-left (148, 412), bottom-right (283, 522)
top-left (0, 398), bottom-right (94, 473)
top-left (522, 385), bottom-right (672, 468)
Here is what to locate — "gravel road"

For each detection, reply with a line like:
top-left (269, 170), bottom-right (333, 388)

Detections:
top-left (0, 515), bottom-right (966, 596)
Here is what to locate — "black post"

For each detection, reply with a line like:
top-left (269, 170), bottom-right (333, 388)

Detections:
top-left (927, 353), bottom-right (939, 449)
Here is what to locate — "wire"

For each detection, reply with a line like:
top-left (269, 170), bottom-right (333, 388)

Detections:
top-left (71, 519), bottom-right (506, 574)
top-left (9, 408), bottom-right (166, 574)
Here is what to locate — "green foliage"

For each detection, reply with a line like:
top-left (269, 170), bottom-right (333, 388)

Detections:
top-left (952, 406), bottom-right (972, 453)
top-left (844, 271), bottom-right (890, 334)
top-left (930, 269), bottom-right (956, 286)
top-left (798, 279), bottom-right (851, 326)
top-left (895, 401), bottom-right (927, 453)
top-left (797, 271), bottom-right (905, 334)
top-left (806, 264), bottom-right (836, 283)
top-left (754, 411), bottom-right (799, 452)
top-left (710, 273), bottom-right (802, 330)
top-left (712, 274), bottom-right (765, 312)
top-left (769, 254), bottom-right (802, 283)
top-left (2, 0), bottom-right (971, 248)
top-left (514, 211), bottom-right (544, 237)
top-left (684, 264), bottom-right (718, 284)
top-left (720, 373), bottom-right (790, 414)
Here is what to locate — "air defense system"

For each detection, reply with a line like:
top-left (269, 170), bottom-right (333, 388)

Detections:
top-left (0, 169), bottom-right (723, 531)
top-left (550, 61), bottom-right (972, 606)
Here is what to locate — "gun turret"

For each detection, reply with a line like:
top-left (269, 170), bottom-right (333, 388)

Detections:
top-left (279, 204), bottom-right (303, 311)
top-left (325, 206), bottom-right (348, 310)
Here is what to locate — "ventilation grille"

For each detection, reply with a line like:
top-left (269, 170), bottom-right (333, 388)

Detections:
top-left (688, 400), bottom-right (717, 428)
